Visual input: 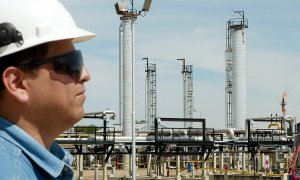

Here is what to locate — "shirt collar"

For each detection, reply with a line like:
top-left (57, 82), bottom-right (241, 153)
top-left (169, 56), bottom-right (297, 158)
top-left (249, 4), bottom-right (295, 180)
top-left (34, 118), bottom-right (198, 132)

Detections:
top-left (0, 117), bottom-right (72, 178)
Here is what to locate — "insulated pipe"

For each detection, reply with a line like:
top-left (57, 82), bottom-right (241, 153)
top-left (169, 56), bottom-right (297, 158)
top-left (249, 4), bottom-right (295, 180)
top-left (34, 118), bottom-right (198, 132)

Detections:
top-left (88, 136), bottom-right (204, 142)
top-left (245, 116), bottom-right (296, 139)
top-left (245, 119), bottom-right (250, 138)
top-left (258, 146), bottom-right (291, 153)
top-left (157, 129), bottom-right (187, 136)
top-left (58, 136), bottom-right (208, 144)
top-left (157, 129), bottom-right (172, 136)
top-left (173, 129), bottom-right (187, 136)
top-left (236, 136), bottom-right (288, 142)
top-left (57, 135), bottom-right (290, 144)
top-left (247, 116), bottom-right (284, 120)
top-left (284, 115), bottom-right (297, 134)
top-left (228, 128), bottom-right (235, 139)
top-left (143, 128), bottom-right (248, 136)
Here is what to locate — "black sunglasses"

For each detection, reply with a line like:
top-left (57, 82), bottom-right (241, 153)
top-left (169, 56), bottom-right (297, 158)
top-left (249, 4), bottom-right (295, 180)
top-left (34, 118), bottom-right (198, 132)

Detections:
top-left (20, 50), bottom-right (83, 80)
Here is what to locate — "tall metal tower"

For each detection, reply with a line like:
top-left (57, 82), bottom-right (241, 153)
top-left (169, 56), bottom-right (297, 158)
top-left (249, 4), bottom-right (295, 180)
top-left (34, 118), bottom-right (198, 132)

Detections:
top-left (225, 11), bottom-right (248, 129)
top-left (116, 0), bottom-right (152, 135)
top-left (178, 58), bottom-right (194, 128)
top-left (115, 0), bottom-right (152, 177)
top-left (143, 58), bottom-right (157, 130)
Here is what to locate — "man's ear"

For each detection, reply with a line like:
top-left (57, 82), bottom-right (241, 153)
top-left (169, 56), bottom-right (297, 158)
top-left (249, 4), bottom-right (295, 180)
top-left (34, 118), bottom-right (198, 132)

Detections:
top-left (2, 67), bottom-right (29, 103)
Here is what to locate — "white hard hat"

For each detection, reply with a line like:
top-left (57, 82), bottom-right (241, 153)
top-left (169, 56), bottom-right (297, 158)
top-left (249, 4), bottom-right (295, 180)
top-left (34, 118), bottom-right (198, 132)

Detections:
top-left (0, 0), bottom-right (95, 58)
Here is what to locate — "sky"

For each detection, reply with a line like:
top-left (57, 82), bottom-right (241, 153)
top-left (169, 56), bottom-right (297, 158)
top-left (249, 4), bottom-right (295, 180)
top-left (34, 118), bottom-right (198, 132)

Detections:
top-left (60, 0), bottom-right (300, 129)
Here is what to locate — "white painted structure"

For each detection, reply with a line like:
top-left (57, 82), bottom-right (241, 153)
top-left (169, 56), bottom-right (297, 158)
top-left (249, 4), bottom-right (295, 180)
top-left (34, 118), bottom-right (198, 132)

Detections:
top-left (116, 1), bottom-right (152, 178)
top-left (121, 17), bottom-right (135, 137)
top-left (225, 11), bottom-right (248, 129)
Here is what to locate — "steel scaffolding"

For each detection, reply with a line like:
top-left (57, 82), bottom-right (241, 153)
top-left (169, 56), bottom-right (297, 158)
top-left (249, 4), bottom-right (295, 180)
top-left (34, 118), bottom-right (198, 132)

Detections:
top-left (144, 58), bottom-right (157, 130)
top-left (178, 59), bottom-right (194, 128)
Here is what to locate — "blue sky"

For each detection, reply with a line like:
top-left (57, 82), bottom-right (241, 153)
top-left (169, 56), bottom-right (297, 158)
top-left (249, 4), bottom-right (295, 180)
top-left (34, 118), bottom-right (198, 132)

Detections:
top-left (60, 0), bottom-right (300, 129)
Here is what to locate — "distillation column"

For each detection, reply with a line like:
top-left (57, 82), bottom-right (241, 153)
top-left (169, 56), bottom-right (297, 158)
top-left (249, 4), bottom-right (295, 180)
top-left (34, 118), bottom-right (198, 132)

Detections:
top-left (186, 65), bottom-right (194, 127)
top-left (144, 60), bottom-right (157, 130)
top-left (120, 15), bottom-right (136, 170)
top-left (121, 17), bottom-right (135, 138)
top-left (116, 1), bottom-right (152, 177)
top-left (178, 59), bottom-right (194, 128)
top-left (226, 11), bottom-right (248, 129)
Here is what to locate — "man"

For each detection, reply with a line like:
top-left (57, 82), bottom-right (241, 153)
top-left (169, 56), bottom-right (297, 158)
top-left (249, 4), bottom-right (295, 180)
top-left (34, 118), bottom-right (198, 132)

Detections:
top-left (0, 0), bottom-right (95, 179)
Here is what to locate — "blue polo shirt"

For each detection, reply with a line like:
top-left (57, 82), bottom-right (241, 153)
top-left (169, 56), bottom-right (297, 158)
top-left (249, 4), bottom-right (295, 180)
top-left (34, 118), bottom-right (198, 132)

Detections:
top-left (0, 117), bottom-right (74, 179)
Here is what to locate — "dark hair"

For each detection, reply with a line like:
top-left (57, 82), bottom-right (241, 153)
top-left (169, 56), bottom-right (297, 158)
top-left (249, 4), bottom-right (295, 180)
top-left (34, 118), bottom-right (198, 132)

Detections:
top-left (0, 44), bottom-right (49, 96)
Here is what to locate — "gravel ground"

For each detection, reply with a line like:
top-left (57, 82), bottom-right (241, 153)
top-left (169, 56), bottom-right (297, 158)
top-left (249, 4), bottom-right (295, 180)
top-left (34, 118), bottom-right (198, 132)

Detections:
top-left (74, 168), bottom-right (200, 179)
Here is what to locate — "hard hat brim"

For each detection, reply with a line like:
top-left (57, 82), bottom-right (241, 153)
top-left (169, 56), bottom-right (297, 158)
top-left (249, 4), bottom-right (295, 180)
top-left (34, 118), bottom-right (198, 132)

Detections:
top-left (0, 27), bottom-right (95, 58)
top-left (71, 27), bottom-right (96, 43)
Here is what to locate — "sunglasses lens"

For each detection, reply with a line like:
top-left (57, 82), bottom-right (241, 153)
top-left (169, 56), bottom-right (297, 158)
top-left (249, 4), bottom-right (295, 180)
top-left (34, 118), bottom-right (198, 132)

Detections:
top-left (20, 50), bottom-right (84, 80)
top-left (52, 50), bottom-right (83, 80)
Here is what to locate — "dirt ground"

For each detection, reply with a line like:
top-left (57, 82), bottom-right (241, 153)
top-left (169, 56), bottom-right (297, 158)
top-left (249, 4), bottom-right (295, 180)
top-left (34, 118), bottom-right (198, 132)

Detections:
top-left (74, 168), bottom-right (200, 179)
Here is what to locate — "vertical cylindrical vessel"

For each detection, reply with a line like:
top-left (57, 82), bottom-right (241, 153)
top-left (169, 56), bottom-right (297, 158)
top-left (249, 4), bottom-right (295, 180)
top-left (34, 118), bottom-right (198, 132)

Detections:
top-left (121, 17), bottom-right (135, 137)
top-left (231, 26), bottom-right (247, 129)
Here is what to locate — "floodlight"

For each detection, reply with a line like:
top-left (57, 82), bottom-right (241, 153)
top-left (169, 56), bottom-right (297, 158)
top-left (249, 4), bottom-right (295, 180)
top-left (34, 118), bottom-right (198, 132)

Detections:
top-left (115, 2), bottom-right (128, 15)
top-left (142, 0), bottom-right (152, 12)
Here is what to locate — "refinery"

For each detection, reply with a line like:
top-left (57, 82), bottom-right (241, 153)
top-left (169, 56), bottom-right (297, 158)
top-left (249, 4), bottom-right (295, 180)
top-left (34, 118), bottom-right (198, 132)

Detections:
top-left (56, 1), bottom-right (300, 180)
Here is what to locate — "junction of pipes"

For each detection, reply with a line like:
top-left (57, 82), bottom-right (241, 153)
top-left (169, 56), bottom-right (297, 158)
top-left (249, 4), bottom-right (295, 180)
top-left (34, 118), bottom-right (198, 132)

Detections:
top-left (56, 113), bottom-right (300, 179)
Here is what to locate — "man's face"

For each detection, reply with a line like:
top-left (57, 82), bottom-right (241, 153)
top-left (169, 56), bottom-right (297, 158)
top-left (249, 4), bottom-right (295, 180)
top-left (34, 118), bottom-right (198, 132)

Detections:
top-left (26, 40), bottom-right (91, 131)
